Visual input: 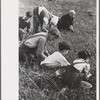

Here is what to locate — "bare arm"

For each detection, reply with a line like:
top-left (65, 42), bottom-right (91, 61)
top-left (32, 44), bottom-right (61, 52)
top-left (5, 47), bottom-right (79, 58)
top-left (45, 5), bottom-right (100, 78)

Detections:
top-left (83, 64), bottom-right (91, 79)
top-left (44, 45), bottom-right (50, 56)
top-left (41, 21), bottom-right (48, 32)
top-left (36, 38), bottom-right (47, 60)
top-left (41, 17), bottom-right (49, 32)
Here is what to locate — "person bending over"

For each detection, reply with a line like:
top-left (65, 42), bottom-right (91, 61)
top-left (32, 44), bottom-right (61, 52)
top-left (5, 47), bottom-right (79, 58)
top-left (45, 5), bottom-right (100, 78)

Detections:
top-left (41, 41), bottom-right (71, 69)
top-left (57, 10), bottom-right (75, 32)
top-left (19, 11), bottom-right (32, 41)
top-left (19, 27), bottom-right (60, 63)
top-left (33, 5), bottom-right (59, 33)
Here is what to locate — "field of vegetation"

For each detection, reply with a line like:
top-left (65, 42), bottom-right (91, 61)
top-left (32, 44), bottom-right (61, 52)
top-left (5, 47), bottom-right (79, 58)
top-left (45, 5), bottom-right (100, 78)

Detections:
top-left (19, 0), bottom-right (96, 100)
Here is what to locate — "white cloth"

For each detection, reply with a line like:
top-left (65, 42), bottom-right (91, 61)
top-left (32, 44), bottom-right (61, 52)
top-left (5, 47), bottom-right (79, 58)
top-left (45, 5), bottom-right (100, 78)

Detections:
top-left (73, 59), bottom-right (90, 73)
top-left (50, 16), bottom-right (59, 25)
top-left (41, 51), bottom-right (70, 66)
top-left (43, 17), bottom-right (49, 25)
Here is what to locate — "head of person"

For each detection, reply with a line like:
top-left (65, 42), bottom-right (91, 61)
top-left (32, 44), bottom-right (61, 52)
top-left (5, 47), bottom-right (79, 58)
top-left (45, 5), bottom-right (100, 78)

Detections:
top-left (26, 11), bottom-right (32, 18)
top-left (48, 27), bottom-right (60, 40)
top-left (69, 10), bottom-right (76, 18)
top-left (78, 50), bottom-right (91, 62)
top-left (59, 41), bottom-right (71, 56)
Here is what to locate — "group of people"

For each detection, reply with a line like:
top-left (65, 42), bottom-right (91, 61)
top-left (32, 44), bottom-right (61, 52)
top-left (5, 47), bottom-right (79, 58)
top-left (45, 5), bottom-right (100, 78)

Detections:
top-left (19, 5), bottom-right (93, 90)
top-left (19, 5), bottom-right (75, 41)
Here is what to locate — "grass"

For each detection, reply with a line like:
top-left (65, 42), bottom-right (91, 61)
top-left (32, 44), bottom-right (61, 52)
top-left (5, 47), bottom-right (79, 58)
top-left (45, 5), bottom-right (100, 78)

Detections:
top-left (19, 0), bottom-right (96, 100)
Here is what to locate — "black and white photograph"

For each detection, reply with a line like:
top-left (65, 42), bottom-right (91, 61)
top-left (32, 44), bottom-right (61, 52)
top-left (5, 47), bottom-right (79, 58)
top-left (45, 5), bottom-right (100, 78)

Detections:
top-left (2, 0), bottom-right (99, 100)
top-left (18, 0), bottom-right (98, 100)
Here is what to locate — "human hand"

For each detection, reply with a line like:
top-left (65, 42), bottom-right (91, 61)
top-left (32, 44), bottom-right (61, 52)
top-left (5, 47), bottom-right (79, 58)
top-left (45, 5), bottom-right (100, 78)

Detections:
top-left (69, 25), bottom-right (74, 32)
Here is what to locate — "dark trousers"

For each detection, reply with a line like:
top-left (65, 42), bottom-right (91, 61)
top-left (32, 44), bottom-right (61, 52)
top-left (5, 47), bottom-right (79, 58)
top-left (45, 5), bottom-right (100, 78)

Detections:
top-left (61, 66), bottom-right (82, 89)
top-left (33, 7), bottom-right (40, 33)
top-left (19, 43), bottom-right (37, 62)
top-left (57, 19), bottom-right (70, 31)
top-left (51, 66), bottom-right (82, 89)
top-left (19, 28), bottom-right (25, 41)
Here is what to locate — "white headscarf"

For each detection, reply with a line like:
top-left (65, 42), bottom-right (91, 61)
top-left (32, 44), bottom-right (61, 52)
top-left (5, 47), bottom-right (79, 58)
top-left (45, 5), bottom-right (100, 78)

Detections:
top-left (69, 10), bottom-right (76, 15)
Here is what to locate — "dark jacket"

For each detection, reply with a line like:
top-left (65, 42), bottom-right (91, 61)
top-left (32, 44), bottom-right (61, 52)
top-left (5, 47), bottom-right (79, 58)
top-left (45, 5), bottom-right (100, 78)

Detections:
top-left (57, 13), bottom-right (74, 31)
top-left (19, 16), bottom-right (31, 31)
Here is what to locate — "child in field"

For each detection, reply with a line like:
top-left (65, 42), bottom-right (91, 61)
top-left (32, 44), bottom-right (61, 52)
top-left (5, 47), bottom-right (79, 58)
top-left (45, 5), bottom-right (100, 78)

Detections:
top-left (40, 41), bottom-right (71, 69)
top-left (73, 50), bottom-right (92, 80)
top-left (60, 50), bottom-right (92, 91)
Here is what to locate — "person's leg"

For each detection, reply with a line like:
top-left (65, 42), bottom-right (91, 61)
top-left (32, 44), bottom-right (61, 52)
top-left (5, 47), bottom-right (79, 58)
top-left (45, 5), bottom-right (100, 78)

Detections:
top-left (61, 66), bottom-right (80, 89)
top-left (19, 44), bottom-right (27, 62)
top-left (19, 43), bottom-right (33, 62)
top-left (33, 7), bottom-right (40, 33)
top-left (19, 28), bottom-right (25, 41)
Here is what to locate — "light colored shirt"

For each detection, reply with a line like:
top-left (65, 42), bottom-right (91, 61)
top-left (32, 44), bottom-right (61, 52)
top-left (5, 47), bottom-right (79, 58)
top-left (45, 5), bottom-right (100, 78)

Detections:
top-left (38, 6), bottom-right (54, 25)
top-left (24, 32), bottom-right (48, 59)
top-left (24, 32), bottom-right (47, 48)
top-left (41, 51), bottom-right (70, 67)
top-left (73, 59), bottom-right (90, 74)
top-left (38, 6), bottom-right (46, 15)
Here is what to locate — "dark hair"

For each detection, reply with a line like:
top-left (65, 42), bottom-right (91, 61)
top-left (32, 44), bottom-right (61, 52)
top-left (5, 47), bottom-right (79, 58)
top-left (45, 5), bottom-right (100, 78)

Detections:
top-left (59, 41), bottom-right (70, 51)
top-left (26, 11), bottom-right (32, 17)
top-left (78, 50), bottom-right (91, 59)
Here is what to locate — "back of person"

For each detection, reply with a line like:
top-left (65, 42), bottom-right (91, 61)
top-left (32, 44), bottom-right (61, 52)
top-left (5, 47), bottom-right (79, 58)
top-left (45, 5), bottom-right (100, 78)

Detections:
top-left (57, 10), bottom-right (75, 31)
top-left (19, 27), bottom-right (60, 63)
top-left (38, 6), bottom-right (53, 22)
top-left (33, 6), bottom-right (58, 33)
top-left (41, 51), bottom-right (70, 67)
top-left (73, 59), bottom-right (90, 73)
top-left (41, 41), bottom-right (71, 69)
top-left (60, 50), bottom-right (92, 89)
top-left (60, 63), bottom-right (82, 89)
top-left (57, 14), bottom-right (73, 30)
top-left (24, 32), bottom-right (47, 48)
top-left (19, 32), bottom-right (47, 62)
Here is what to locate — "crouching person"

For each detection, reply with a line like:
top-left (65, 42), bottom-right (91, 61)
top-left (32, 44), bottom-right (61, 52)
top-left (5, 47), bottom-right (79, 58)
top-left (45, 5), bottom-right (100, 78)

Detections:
top-left (61, 50), bottom-right (92, 92)
top-left (57, 10), bottom-right (75, 32)
top-left (40, 41), bottom-right (71, 73)
top-left (33, 6), bottom-right (59, 33)
top-left (19, 27), bottom-right (60, 64)
top-left (19, 11), bottom-right (32, 41)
